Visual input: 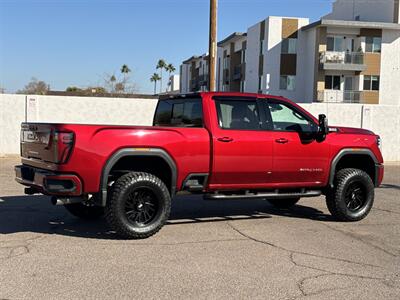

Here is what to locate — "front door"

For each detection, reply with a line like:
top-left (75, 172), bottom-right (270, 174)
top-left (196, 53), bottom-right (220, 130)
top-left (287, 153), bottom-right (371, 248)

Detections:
top-left (262, 99), bottom-right (330, 187)
top-left (208, 96), bottom-right (274, 190)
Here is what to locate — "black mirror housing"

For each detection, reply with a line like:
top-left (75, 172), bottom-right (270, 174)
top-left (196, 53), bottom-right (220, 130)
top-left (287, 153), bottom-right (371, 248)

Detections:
top-left (317, 114), bottom-right (329, 141)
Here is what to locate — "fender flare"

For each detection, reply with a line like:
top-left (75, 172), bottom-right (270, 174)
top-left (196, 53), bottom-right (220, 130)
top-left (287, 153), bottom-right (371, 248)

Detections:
top-left (329, 148), bottom-right (379, 187)
top-left (99, 148), bottom-right (177, 206)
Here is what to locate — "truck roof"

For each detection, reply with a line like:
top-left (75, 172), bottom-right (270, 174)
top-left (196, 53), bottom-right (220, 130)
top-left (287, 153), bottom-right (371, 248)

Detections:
top-left (159, 92), bottom-right (289, 101)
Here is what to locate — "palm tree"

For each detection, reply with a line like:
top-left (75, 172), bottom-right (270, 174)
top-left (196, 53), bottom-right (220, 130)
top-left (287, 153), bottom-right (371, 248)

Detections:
top-left (110, 74), bottom-right (116, 93)
top-left (150, 73), bottom-right (161, 95)
top-left (156, 59), bottom-right (167, 93)
top-left (121, 64), bottom-right (131, 81)
top-left (165, 63), bottom-right (176, 91)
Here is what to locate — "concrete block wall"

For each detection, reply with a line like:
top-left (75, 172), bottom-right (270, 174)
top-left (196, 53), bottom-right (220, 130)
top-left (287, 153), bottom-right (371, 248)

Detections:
top-left (299, 103), bottom-right (400, 162)
top-left (0, 94), bottom-right (399, 161)
top-left (0, 94), bottom-right (158, 156)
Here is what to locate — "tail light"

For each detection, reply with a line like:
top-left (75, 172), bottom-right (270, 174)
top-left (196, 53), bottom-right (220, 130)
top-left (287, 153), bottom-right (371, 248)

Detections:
top-left (54, 131), bottom-right (75, 164)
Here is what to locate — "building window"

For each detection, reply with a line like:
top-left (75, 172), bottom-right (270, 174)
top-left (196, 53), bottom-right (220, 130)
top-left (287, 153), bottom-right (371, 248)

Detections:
top-left (241, 50), bottom-right (246, 64)
top-left (363, 75), bottom-right (380, 91)
top-left (258, 75), bottom-right (263, 91)
top-left (280, 75), bottom-right (295, 91)
top-left (325, 75), bottom-right (341, 90)
top-left (281, 38), bottom-right (297, 54)
top-left (327, 36), bottom-right (344, 52)
top-left (240, 81), bottom-right (245, 92)
top-left (260, 40), bottom-right (264, 55)
top-left (223, 57), bottom-right (229, 69)
top-left (365, 37), bottom-right (381, 53)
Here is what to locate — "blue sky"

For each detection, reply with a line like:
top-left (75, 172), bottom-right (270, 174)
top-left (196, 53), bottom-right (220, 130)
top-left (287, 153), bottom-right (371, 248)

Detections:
top-left (0, 0), bottom-right (333, 94)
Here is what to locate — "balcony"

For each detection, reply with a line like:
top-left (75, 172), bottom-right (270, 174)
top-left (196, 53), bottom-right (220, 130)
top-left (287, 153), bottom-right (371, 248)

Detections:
top-left (320, 51), bottom-right (366, 71)
top-left (317, 90), bottom-right (363, 103)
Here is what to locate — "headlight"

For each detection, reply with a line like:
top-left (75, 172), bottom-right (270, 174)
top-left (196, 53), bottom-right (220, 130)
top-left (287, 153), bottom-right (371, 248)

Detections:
top-left (376, 136), bottom-right (382, 151)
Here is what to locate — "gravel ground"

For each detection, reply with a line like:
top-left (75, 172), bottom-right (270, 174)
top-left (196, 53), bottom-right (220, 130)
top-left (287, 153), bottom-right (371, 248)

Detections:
top-left (0, 157), bottom-right (399, 299)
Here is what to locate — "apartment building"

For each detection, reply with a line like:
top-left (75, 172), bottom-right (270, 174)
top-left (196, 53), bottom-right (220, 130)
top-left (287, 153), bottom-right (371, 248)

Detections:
top-left (180, 0), bottom-right (400, 105)
top-left (244, 17), bottom-right (310, 100)
top-left (216, 32), bottom-right (247, 92)
top-left (302, 0), bottom-right (400, 105)
top-left (180, 54), bottom-right (209, 93)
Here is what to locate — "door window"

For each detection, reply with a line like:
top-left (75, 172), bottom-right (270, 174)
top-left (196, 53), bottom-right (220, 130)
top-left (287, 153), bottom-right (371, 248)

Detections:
top-left (266, 101), bottom-right (316, 132)
top-left (215, 99), bottom-right (260, 130)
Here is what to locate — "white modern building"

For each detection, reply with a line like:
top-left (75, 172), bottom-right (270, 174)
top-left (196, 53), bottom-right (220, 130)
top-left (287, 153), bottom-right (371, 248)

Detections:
top-left (180, 54), bottom-right (209, 93)
top-left (167, 74), bottom-right (180, 93)
top-left (216, 32), bottom-right (247, 92)
top-left (180, 0), bottom-right (400, 105)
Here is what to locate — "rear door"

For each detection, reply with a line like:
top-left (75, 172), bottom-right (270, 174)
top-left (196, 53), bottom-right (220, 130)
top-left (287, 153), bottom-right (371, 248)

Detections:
top-left (262, 98), bottom-right (330, 186)
top-left (208, 96), bottom-right (274, 189)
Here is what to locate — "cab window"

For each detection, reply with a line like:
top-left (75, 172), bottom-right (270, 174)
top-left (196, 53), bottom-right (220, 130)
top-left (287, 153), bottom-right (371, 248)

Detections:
top-left (266, 100), bottom-right (316, 132)
top-left (153, 98), bottom-right (203, 127)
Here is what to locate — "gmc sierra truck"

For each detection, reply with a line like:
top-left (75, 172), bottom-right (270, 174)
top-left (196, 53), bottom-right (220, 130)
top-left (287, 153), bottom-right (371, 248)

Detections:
top-left (15, 92), bottom-right (384, 238)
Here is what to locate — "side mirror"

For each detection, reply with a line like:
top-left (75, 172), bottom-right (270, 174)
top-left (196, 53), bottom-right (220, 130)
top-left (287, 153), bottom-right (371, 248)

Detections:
top-left (317, 114), bottom-right (329, 141)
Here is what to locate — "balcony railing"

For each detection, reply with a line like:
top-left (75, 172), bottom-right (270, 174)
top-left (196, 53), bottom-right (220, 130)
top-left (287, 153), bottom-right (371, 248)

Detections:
top-left (317, 90), bottom-right (362, 103)
top-left (320, 51), bottom-right (366, 71)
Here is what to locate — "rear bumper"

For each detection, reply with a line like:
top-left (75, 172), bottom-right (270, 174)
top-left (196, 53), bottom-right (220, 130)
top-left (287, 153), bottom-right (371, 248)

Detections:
top-left (15, 165), bottom-right (82, 196)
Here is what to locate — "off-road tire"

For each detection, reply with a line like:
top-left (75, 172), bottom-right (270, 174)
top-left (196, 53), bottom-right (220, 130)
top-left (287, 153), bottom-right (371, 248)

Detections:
top-left (268, 198), bottom-right (300, 209)
top-left (64, 202), bottom-right (104, 220)
top-left (105, 172), bottom-right (171, 239)
top-left (326, 168), bottom-right (374, 221)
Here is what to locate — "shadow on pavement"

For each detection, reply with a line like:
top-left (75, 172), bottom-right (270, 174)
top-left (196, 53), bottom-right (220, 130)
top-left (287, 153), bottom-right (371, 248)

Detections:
top-left (0, 194), bottom-right (332, 240)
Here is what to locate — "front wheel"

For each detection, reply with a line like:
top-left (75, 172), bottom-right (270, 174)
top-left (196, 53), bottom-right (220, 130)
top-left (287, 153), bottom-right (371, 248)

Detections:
top-left (326, 168), bottom-right (374, 221)
top-left (105, 172), bottom-right (171, 239)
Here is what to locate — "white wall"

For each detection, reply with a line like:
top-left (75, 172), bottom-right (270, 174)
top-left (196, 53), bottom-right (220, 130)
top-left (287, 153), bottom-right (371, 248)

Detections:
top-left (1, 94), bottom-right (399, 161)
top-left (380, 29), bottom-right (400, 105)
top-left (324, 0), bottom-right (397, 23)
top-left (180, 63), bottom-right (190, 93)
top-left (0, 94), bottom-right (158, 156)
top-left (245, 22), bottom-right (261, 93)
top-left (0, 94), bottom-right (26, 155)
top-left (299, 103), bottom-right (400, 162)
top-left (264, 17), bottom-right (282, 95)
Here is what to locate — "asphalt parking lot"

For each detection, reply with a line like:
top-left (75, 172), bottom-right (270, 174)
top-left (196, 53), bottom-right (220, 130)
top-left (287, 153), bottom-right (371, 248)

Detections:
top-left (0, 157), bottom-right (399, 299)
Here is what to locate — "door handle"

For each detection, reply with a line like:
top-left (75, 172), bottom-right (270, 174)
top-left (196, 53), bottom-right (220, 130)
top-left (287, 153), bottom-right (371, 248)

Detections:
top-left (275, 138), bottom-right (289, 144)
top-left (217, 137), bottom-right (233, 143)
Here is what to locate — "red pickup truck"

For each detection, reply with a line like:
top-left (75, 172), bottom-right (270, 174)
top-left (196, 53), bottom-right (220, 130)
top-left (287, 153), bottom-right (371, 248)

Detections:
top-left (15, 92), bottom-right (384, 238)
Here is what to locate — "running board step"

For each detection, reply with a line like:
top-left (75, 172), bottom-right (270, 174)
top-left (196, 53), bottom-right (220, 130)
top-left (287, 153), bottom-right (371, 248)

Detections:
top-left (204, 190), bottom-right (322, 200)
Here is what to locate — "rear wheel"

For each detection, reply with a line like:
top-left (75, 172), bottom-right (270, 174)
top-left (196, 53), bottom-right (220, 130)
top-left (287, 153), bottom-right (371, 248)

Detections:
top-left (268, 198), bottom-right (300, 209)
top-left (326, 168), bottom-right (374, 221)
top-left (105, 172), bottom-right (171, 239)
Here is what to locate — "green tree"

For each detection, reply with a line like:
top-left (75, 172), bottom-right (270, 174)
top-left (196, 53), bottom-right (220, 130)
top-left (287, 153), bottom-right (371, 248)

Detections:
top-left (150, 73), bottom-right (161, 95)
top-left (66, 86), bottom-right (82, 92)
top-left (156, 59), bottom-right (167, 93)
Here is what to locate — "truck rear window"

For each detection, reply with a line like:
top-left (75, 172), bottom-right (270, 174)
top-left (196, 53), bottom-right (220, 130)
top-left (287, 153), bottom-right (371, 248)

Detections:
top-left (153, 98), bottom-right (203, 127)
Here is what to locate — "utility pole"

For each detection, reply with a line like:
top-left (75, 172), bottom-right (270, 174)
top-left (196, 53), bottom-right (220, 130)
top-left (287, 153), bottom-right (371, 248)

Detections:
top-left (208, 0), bottom-right (217, 91)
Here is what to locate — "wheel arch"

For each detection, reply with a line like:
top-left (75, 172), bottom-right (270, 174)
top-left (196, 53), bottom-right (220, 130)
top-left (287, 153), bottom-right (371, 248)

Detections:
top-left (329, 148), bottom-right (379, 188)
top-left (99, 148), bottom-right (177, 206)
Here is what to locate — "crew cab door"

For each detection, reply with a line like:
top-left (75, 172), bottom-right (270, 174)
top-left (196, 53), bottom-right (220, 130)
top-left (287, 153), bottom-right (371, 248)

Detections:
top-left (262, 98), bottom-right (329, 186)
top-left (207, 96), bottom-right (274, 189)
